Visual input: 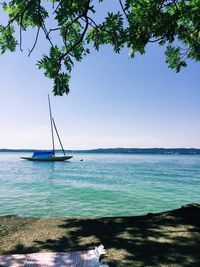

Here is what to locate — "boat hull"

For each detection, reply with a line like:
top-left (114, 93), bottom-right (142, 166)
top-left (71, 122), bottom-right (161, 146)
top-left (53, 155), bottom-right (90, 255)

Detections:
top-left (20, 156), bottom-right (73, 162)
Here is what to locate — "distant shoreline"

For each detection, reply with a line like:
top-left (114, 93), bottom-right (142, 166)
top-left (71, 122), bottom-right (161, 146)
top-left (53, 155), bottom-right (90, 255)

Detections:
top-left (1, 148), bottom-right (200, 155)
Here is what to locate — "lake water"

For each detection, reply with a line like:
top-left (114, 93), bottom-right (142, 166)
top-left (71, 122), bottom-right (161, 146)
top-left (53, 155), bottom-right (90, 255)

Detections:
top-left (0, 152), bottom-right (199, 217)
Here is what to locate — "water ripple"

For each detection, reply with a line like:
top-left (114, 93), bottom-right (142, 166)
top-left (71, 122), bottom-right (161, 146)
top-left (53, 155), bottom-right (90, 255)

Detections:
top-left (0, 152), bottom-right (200, 217)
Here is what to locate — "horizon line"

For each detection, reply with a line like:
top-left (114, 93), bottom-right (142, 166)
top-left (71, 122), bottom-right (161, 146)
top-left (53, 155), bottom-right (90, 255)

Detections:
top-left (1, 147), bottom-right (200, 151)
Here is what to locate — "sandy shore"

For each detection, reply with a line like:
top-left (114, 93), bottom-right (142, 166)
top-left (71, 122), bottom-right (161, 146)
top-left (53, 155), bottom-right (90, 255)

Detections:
top-left (0, 204), bottom-right (200, 266)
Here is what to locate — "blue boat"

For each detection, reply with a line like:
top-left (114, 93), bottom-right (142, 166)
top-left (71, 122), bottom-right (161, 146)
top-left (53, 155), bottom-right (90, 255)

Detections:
top-left (21, 95), bottom-right (73, 162)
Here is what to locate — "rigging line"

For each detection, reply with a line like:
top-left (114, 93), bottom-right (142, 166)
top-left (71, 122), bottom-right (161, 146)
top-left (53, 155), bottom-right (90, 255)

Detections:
top-left (48, 95), bottom-right (55, 155)
top-left (52, 118), bottom-right (66, 156)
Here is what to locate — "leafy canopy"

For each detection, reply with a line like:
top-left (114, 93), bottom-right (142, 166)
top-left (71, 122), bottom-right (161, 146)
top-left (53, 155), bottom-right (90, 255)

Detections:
top-left (0, 0), bottom-right (200, 95)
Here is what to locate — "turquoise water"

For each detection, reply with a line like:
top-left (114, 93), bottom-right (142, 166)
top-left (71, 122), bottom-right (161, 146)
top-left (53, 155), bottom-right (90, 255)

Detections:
top-left (0, 152), bottom-right (199, 217)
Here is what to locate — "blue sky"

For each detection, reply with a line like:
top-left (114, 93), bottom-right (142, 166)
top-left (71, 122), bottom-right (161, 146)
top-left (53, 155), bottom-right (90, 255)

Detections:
top-left (0, 2), bottom-right (200, 150)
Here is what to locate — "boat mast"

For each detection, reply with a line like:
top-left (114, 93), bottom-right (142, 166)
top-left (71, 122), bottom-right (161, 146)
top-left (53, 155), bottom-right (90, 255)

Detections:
top-left (48, 95), bottom-right (55, 156)
top-left (52, 118), bottom-right (66, 156)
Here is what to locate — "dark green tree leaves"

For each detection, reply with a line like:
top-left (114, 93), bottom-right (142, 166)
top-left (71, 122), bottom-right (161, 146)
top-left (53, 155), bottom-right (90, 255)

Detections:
top-left (0, 25), bottom-right (17, 53)
top-left (0, 0), bottom-right (200, 95)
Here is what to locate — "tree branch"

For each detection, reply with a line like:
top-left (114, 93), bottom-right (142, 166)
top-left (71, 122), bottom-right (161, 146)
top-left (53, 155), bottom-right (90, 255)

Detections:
top-left (47, 27), bottom-right (61, 35)
top-left (20, 25), bottom-right (23, 51)
top-left (60, 15), bottom-right (89, 61)
top-left (63, 14), bottom-right (83, 47)
top-left (160, 0), bottom-right (179, 10)
top-left (149, 37), bottom-right (163, 43)
top-left (37, 0), bottom-right (54, 48)
top-left (28, 27), bottom-right (40, 57)
top-left (52, 1), bottom-right (62, 15)
top-left (59, 1), bottom-right (91, 62)
top-left (119, 0), bottom-right (129, 21)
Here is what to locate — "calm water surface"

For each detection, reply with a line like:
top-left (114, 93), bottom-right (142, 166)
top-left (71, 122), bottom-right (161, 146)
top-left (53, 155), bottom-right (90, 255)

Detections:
top-left (0, 152), bottom-right (199, 217)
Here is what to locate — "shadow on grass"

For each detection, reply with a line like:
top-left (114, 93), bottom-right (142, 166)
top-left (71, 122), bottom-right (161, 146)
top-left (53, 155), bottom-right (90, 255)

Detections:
top-left (2, 204), bottom-right (200, 267)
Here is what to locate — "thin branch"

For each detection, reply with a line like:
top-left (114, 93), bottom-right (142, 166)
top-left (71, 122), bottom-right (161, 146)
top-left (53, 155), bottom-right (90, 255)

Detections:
top-left (119, 0), bottom-right (129, 21)
top-left (87, 16), bottom-right (98, 28)
top-left (37, 0), bottom-right (54, 48)
top-left (149, 37), bottom-right (163, 43)
top-left (52, 1), bottom-right (61, 15)
top-left (160, 0), bottom-right (179, 10)
top-left (60, 15), bottom-right (89, 61)
top-left (41, 23), bottom-right (54, 48)
top-left (19, 7), bottom-right (26, 52)
top-left (28, 27), bottom-right (40, 57)
top-left (59, 1), bottom-right (91, 61)
top-left (47, 27), bottom-right (61, 35)
top-left (62, 14), bottom-right (83, 46)
top-left (180, 47), bottom-right (190, 60)
top-left (87, 16), bottom-right (119, 45)
top-left (20, 25), bottom-right (23, 51)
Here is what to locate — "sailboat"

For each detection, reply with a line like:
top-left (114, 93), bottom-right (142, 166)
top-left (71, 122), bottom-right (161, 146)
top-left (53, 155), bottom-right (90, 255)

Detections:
top-left (21, 95), bottom-right (73, 162)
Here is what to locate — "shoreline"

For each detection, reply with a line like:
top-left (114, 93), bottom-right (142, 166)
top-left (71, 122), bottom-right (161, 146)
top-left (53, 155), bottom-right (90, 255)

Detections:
top-left (0, 203), bottom-right (200, 266)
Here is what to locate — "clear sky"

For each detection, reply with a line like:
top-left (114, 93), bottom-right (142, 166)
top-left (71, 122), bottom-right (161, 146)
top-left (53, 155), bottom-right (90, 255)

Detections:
top-left (0, 2), bottom-right (200, 150)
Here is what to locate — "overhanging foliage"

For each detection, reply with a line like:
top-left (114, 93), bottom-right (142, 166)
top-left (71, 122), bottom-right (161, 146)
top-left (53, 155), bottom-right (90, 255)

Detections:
top-left (0, 0), bottom-right (199, 95)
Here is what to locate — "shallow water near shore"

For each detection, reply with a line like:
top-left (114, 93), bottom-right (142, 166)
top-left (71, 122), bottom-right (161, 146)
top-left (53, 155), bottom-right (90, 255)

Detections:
top-left (0, 152), bottom-right (199, 217)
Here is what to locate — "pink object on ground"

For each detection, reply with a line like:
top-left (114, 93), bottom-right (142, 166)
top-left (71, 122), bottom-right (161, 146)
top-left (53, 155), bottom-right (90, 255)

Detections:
top-left (0, 250), bottom-right (105, 267)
